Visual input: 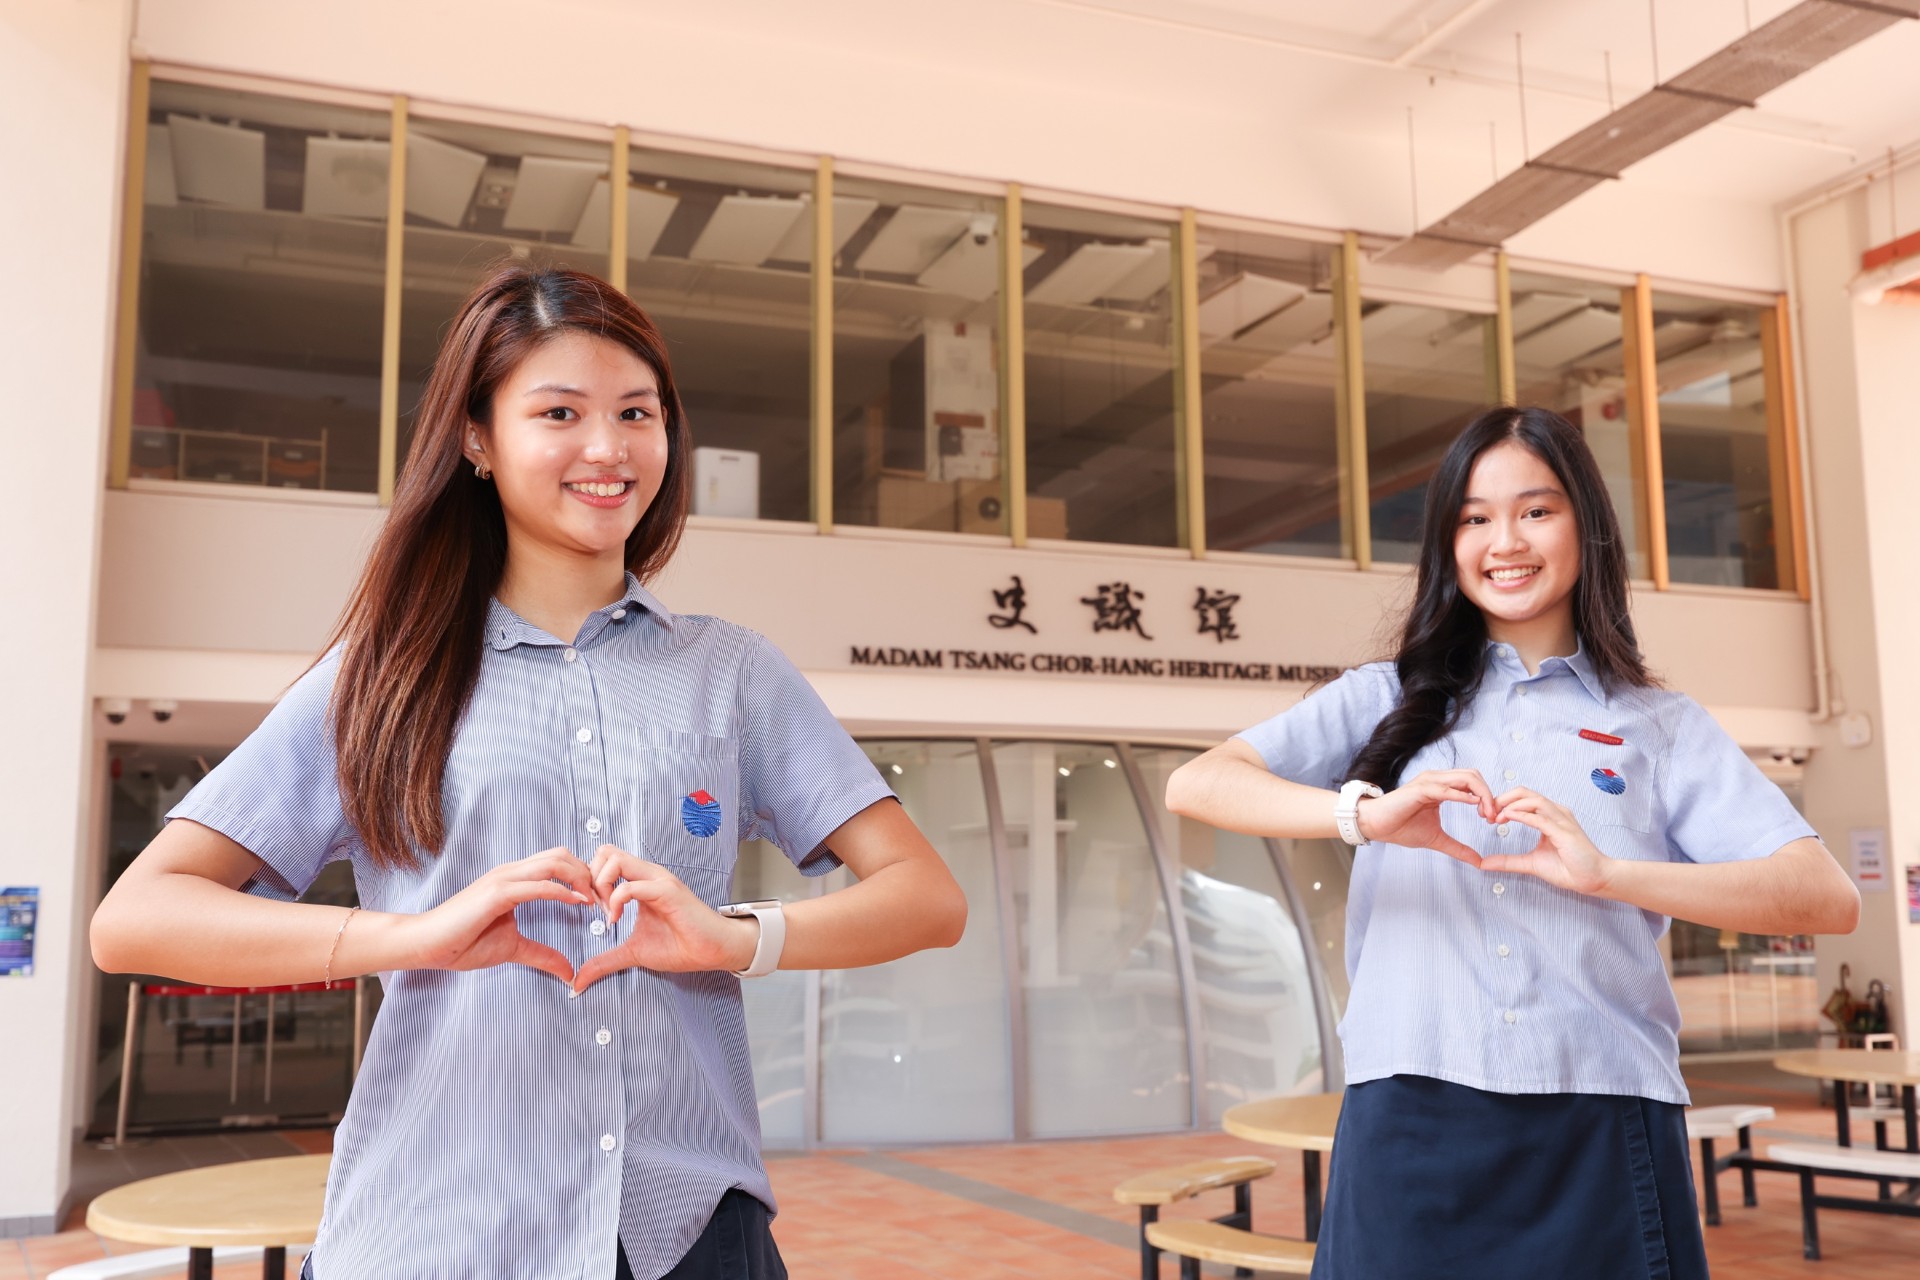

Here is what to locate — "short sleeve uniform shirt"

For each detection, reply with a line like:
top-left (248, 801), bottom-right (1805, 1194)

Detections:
top-left (1235, 643), bottom-right (1815, 1105)
top-left (169, 575), bottom-right (895, 1280)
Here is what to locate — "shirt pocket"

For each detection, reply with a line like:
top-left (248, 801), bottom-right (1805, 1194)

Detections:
top-left (1563, 743), bottom-right (1657, 846)
top-left (633, 727), bottom-right (740, 898)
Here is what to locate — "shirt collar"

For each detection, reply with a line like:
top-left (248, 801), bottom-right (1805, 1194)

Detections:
top-left (486, 572), bottom-right (673, 651)
top-left (1486, 638), bottom-right (1609, 706)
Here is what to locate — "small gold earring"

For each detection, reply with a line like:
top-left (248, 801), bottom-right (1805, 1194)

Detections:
top-left (474, 462), bottom-right (491, 480)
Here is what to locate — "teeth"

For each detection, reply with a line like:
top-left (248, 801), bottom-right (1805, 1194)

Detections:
top-left (568, 482), bottom-right (628, 498)
top-left (1489, 567), bottom-right (1538, 582)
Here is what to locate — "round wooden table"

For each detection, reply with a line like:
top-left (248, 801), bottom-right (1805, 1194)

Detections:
top-left (1774, 1049), bottom-right (1920, 1152)
top-left (86, 1154), bottom-right (329, 1280)
top-left (1221, 1092), bottom-right (1343, 1241)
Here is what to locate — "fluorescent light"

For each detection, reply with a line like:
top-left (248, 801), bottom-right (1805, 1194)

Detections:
top-left (570, 180), bottom-right (679, 255)
top-left (1102, 238), bottom-right (1183, 302)
top-left (768, 196), bottom-right (878, 262)
top-left (404, 132), bottom-right (488, 227)
top-left (1197, 272), bottom-right (1306, 340)
top-left (1509, 290), bottom-right (1590, 339)
top-left (854, 205), bottom-right (973, 275)
top-left (1025, 242), bottom-right (1155, 306)
top-left (502, 155), bottom-right (605, 233)
top-left (145, 124), bottom-right (178, 206)
top-left (166, 114), bottom-right (266, 210)
top-left (687, 194), bottom-right (807, 265)
top-left (1234, 292), bottom-right (1334, 354)
top-left (1515, 307), bottom-right (1622, 367)
top-left (302, 137), bottom-right (390, 220)
top-left (917, 236), bottom-right (1042, 302)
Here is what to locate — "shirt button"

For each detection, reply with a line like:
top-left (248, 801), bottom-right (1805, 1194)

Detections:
top-left (1492, 883), bottom-right (1506, 897)
top-left (1504, 1010), bottom-right (1518, 1024)
top-left (563, 648), bottom-right (578, 662)
top-left (1504, 770), bottom-right (1516, 781)
top-left (611, 609), bottom-right (627, 621)
top-left (1497, 823), bottom-right (1511, 836)
top-left (1497, 944), bottom-right (1511, 958)
top-left (1517, 687), bottom-right (1528, 697)
top-left (576, 728), bottom-right (592, 743)
top-left (599, 1134), bottom-right (616, 1153)
top-left (585, 816), bottom-right (603, 835)
top-left (1511, 731), bottom-right (1524, 742)
top-left (595, 1027), bottom-right (612, 1047)
top-left (590, 919), bottom-right (607, 937)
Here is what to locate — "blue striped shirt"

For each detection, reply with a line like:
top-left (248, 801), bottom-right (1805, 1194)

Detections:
top-left (1236, 642), bottom-right (1815, 1105)
top-left (169, 575), bottom-right (895, 1279)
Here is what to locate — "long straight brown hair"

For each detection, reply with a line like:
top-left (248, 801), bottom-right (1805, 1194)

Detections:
top-left (326, 265), bottom-right (690, 868)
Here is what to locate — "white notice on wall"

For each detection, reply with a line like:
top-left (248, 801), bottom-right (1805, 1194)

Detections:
top-left (1850, 828), bottom-right (1888, 893)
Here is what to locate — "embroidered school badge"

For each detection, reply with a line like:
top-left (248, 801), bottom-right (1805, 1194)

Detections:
top-left (1579, 728), bottom-right (1625, 746)
top-left (681, 790), bottom-right (722, 838)
top-left (1590, 767), bottom-right (1626, 796)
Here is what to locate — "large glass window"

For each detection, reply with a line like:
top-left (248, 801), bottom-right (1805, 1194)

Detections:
top-left (831, 179), bottom-right (1007, 534)
top-left (1362, 299), bottom-right (1498, 562)
top-left (1652, 291), bottom-right (1789, 590)
top-left (396, 118), bottom-right (612, 465)
top-left (817, 742), bottom-right (1011, 1143)
top-left (132, 83), bottom-right (389, 494)
top-left (1509, 271), bottom-right (1647, 578)
top-left (621, 150), bottom-right (815, 524)
top-left (1194, 230), bottom-right (1344, 558)
top-left (729, 840), bottom-right (813, 1148)
top-left (990, 741), bottom-right (1189, 1135)
top-left (1023, 205), bottom-right (1180, 547)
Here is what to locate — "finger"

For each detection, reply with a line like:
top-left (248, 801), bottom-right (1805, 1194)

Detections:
top-left (1477, 853), bottom-right (1537, 875)
top-left (606, 875), bottom-right (678, 921)
top-left (1428, 834), bottom-right (1483, 867)
top-left (1447, 770), bottom-right (1498, 818)
top-left (1493, 787), bottom-right (1544, 811)
top-left (1423, 784), bottom-right (1485, 808)
top-left (500, 849), bottom-right (595, 898)
top-left (571, 949), bottom-right (632, 996)
top-left (508, 937), bottom-right (576, 985)
top-left (499, 880), bottom-right (595, 909)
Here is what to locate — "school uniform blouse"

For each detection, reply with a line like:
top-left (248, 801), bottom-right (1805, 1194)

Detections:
top-left (1236, 641), bottom-right (1815, 1107)
top-left (167, 574), bottom-right (895, 1280)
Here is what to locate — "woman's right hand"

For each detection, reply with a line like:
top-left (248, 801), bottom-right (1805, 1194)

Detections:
top-left (1355, 769), bottom-right (1496, 866)
top-left (401, 849), bottom-right (596, 984)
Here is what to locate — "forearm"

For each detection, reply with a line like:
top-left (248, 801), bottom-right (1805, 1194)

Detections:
top-left (92, 871), bottom-right (419, 987)
top-left (1597, 840), bottom-right (1860, 935)
top-left (744, 855), bottom-right (965, 971)
top-left (1166, 746), bottom-right (1342, 840)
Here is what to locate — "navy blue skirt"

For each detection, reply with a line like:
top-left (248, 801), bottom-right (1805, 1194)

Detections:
top-left (1311, 1076), bottom-right (1709, 1280)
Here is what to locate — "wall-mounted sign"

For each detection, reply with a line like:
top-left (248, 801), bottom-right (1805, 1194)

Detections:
top-left (1850, 829), bottom-right (1887, 893)
top-left (0, 886), bottom-right (38, 977)
top-left (1908, 864), bottom-right (1920, 925)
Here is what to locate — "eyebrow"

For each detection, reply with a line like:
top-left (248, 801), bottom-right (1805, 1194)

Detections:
top-left (522, 383), bottom-right (660, 401)
top-left (1460, 487), bottom-right (1566, 504)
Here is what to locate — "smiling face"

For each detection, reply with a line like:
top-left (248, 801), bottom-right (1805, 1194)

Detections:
top-left (1453, 439), bottom-right (1581, 650)
top-left (464, 330), bottom-right (669, 570)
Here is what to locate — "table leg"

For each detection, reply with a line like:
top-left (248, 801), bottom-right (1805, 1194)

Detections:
top-left (1833, 1076), bottom-right (1852, 1148)
top-left (188, 1247), bottom-right (212, 1280)
top-left (264, 1245), bottom-right (286, 1280)
top-left (1302, 1149), bottom-right (1322, 1243)
top-left (1904, 1085), bottom-right (1917, 1154)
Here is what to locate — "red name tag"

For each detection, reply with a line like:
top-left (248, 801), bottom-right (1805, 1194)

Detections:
top-left (1580, 729), bottom-right (1625, 746)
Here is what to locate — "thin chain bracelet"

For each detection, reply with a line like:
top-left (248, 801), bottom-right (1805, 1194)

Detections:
top-left (324, 905), bottom-right (360, 990)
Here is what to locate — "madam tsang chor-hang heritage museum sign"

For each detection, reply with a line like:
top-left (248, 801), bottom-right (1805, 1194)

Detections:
top-left (849, 573), bottom-right (1348, 686)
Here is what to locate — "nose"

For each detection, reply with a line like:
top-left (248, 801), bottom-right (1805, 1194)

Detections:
top-left (1491, 516), bottom-right (1530, 554)
top-left (581, 416), bottom-right (627, 465)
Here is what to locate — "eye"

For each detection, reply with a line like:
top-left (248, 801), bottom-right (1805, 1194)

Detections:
top-left (619, 406), bottom-right (651, 422)
top-left (1525, 506), bottom-right (1551, 519)
top-left (541, 406), bottom-right (577, 422)
top-left (1460, 514), bottom-right (1489, 526)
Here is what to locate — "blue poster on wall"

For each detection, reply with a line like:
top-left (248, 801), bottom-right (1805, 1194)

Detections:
top-left (0, 887), bottom-right (38, 977)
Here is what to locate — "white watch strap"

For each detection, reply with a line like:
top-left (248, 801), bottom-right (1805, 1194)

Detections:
top-left (734, 902), bottom-right (786, 979)
top-left (1335, 780), bottom-right (1383, 846)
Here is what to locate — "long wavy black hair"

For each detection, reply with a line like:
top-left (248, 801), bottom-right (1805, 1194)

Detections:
top-left (1348, 405), bottom-right (1652, 787)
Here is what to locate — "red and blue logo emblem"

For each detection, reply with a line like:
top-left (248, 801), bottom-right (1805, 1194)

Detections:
top-left (681, 789), bottom-right (722, 838)
top-left (1590, 767), bottom-right (1626, 796)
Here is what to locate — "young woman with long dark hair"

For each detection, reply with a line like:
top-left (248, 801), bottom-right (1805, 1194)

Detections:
top-left (92, 265), bottom-right (967, 1280)
top-left (1167, 405), bottom-right (1857, 1279)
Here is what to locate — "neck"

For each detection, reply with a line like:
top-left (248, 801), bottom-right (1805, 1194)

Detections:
top-left (1486, 608), bottom-right (1578, 675)
top-left (495, 542), bottom-right (628, 642)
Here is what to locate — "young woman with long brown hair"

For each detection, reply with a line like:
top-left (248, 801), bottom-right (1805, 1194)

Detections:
top-left (92, 265), bottom-right (967, 1280)
top-left (1167, 406), bottom-right (1857, 1279)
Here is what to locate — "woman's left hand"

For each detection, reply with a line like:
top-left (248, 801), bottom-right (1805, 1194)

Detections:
top-left (570, 845), bottom-right (755, 994)
top-left (1477, 788), bottom-right (1615, 897)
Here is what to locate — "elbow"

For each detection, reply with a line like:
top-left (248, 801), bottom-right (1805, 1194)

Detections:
top-left (933, 881), bottom-right (968, 949)
top-left (1828, 880), bottom-right (1862, 935)
top-left (89, 898), bottom-right (132, 974)
top-left (1164, 760), bottom-right (1200, 819)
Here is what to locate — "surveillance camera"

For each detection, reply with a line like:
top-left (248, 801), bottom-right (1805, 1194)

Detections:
top-left (150, 699), bottom-right (178, 724)
top-left (101, 697), bottom-right (132, 725)
top-left (968, 214), bottom-right (994, 246)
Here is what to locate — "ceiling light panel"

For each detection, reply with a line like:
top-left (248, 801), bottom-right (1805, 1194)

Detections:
top-left (1514, 308), bottom-right (1624, 368)
top-left (1026, 242), bottom-right (1156, 306)
top-left (405, 132), bottom-right (488, 227)
top-left (570, 180), bottom-right (680, 255)
top-left (166, 114), bottom-right (267, 210)
top-left (1198, 272), bottom-right (1306, 340)
top-left (1235, 292), bottom-right (1334, 355)
top-left (302, 137), bottom-right (390, 220)
top-left (146, 124), bottom-right (178, 206)
top-left (688, 194), bottom-right (808, 265)
top-left (917, 236), bottom-right (1043, 302)
top-left (1510, 291), bottom-right (1592, 339)
top-left (769, 196), bottom-right (878, 263)
top-left (502, 156), bottom-right (605, 233)
top-left (854, 205), bottom-right (974, 275)
top-left (1102, 239), bottom-right (1175, 302)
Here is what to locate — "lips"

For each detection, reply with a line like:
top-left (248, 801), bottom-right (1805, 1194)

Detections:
top-left (1485, 565), bottom-right (1540, 587)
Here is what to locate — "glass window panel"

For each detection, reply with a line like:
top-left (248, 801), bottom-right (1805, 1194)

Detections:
top-left (817, 742), bottom-right (1011, 1143)
top-left (1510, 270), bottom-right (1647, 578)
top-left (1651, 292), bottom-right (1782, 589)
top-left (397, 118), bottom-right (612, 464)
top-left (1194, 230), bottom-right (1344, 558)
top-left (1131, 747), bottom-right (1332, 1116)
top-left (1363, 300), bottom-right (1498, 563)
top-left (830, 180), bottom-right (1005, 534)
top-left (991, 742), bottom-right (1188, 1135)
top-left (730, 840), bottom-right (812, 1148)
top-left (1023, 205), bottom-right (1179, 548)
top-left (623, 150), bottom-right (815, 524)
top-left (135, 83), bottom-right (389, 494)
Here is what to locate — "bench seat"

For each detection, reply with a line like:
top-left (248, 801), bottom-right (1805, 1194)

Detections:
top-left (1766, 1142), bottom-right (1920, 1260)
top-left (1685, 1104), bottom-right (1774, 1140)
top-left (1145, 1221), bottom-right (1314, 1276)
top-left (1114, 1156), bottom-right (1276, 1206)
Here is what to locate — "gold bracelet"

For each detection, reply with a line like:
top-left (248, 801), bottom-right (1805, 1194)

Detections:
top-left (324, 906), bottom-right (360, 990)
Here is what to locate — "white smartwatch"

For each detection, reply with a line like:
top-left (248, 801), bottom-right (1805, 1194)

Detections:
top-left (1334, 780), bottom-right (1383, 846)
top-left (718, 900), bottom-right (786, 978)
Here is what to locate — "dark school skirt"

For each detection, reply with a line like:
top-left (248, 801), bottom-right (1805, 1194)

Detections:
top-left (1310, 1075), bottom-right (1709, 1280)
